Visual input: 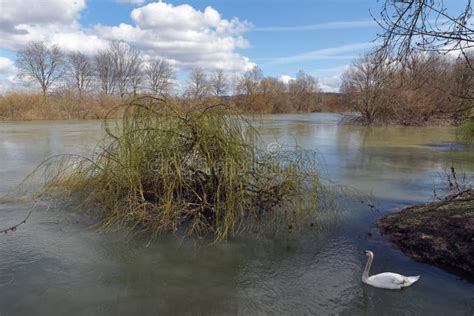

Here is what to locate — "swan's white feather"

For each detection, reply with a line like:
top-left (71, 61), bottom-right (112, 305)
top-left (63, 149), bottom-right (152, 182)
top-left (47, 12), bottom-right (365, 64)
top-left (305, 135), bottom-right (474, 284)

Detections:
top-left (366, 273), bottom-right (420, 290)
top-left (362, 250), bottom-right (420, 290)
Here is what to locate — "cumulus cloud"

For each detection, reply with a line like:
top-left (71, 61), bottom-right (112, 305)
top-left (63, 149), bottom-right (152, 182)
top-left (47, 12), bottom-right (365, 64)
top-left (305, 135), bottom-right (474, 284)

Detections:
top-left (95, 2), bottom-right (254, 71)
top-left (278, 75), bottom-right (295, 84)
top-left (0, 0), bottom-right (85, 27)
top-left (0, 56), bottom-right (22, 93)
top-left (319, 75), bottom-right (342, 93)
top-left (0, 0), bottom-right (254, 72)
top-left (0, 0), bottom-right (94, 52)
top-left (0, 57), bottom-right (15, 74)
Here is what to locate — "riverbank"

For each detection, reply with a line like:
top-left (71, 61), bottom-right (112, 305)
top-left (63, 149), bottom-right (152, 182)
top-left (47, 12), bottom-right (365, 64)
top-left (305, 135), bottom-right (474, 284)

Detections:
top-left (378, 189), bottom-right (474, 280)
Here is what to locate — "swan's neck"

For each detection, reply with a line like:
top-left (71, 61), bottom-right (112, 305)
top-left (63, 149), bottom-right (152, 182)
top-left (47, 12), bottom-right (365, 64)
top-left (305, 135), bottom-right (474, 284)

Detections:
top-left (362, 254), bottom-right (373, 282)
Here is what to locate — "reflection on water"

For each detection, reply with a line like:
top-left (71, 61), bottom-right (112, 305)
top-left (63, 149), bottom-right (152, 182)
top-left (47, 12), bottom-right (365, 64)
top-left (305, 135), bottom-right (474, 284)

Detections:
top-left (0, 115), bottom-right (473, 315)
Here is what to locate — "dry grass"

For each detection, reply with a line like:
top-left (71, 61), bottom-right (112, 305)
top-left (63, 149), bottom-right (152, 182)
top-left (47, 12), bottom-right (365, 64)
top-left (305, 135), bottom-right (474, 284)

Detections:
top-left (0, 91), bottom-right (122, 120)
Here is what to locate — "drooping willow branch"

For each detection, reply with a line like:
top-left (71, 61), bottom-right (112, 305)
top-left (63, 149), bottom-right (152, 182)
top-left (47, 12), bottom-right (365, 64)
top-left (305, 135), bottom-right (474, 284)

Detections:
top-left (0, 202), bottom-right (36, 234)
top-left (0, 153), bottom-right (100, 235)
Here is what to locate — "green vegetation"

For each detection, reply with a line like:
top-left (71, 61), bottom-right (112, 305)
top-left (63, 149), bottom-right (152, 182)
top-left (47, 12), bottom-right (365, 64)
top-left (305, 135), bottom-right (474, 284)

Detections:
top-left (39, 97), bottom-right (322, 240)
top-left (458, 117), bottom-right (474, 142)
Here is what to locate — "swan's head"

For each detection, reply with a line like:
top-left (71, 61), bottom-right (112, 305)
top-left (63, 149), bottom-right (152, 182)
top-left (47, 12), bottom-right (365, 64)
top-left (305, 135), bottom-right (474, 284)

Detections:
top-left (364, 250), bottom-right (373, 257)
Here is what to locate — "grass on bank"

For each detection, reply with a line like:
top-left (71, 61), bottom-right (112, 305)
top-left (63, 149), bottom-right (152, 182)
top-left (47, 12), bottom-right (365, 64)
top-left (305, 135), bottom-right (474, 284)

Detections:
top-left (30, 96), bottom-right (323, 240)
top-left (457, 116), bottom-right (474, 142)
top-left (0, 91), bottom-right (121, 120)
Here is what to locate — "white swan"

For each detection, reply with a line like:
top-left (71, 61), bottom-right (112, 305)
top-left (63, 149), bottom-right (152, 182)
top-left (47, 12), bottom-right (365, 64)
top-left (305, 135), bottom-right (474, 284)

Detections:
top-left (362, 250), bottom-right (420, 290)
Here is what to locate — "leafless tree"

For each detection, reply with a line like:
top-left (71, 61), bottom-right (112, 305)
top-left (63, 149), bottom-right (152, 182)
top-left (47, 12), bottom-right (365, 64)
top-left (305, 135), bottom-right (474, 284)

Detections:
top-left (289, 70), bottom-right (320, 112)
top-left (185, 68), bottom-right (210, 101)
top-left (450, 53), bottom-right (474, 117)
top-left (145, 57), bottom-right (175, 96)
top-left (15, 41), bottom-right (65, 97)
top-left (260, 76), bottom-right (289, 113)
top-left (375, 0), bottom-right (474, 66)
top-left (128, 54), bottom-right (143, 97)
top-left (341, 51), bottom-right (396, 125)
top-left (209, 69), bottom-right (229, 98)
top-left (109, 41), bottom-right (142, 99)
top-left (68, 51), bottom-right (93, 97)
top-left (236, 66), bottom-right (264, 96)
top-left (95, 50), bottom-right (116, 95)
top-left (375, 0), bottom-right (474, 116)
top-left (234, 66), bottom-right (266, 112)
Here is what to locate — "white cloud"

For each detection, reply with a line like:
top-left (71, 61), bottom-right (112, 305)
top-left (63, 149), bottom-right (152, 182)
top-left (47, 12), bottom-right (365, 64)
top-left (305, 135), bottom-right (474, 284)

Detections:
top-left (278, 75), bottom-right (295, 84)
top-left (0, 72), bottom-right (35, 93)
top-left (0, 0), bottom-right (85, 27)
top-left (0, 0), bottom-right (90, 51)
top-left (0, 57), bottom-right (15, 74)
top-left (94, 2), bottom-right (254, 71)
top-left (0, 1), bottom-right (255, 73)
top-left (253, 19), bottom-right (376, 32)
top-left (262, 42), bottom-right (375, 66)
top-left (319, 75), bottom-right (342, 93)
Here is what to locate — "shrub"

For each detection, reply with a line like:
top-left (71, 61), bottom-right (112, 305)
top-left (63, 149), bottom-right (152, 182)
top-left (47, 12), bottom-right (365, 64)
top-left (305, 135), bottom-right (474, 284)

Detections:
top-left (41, 97), bottom-right (322, 240)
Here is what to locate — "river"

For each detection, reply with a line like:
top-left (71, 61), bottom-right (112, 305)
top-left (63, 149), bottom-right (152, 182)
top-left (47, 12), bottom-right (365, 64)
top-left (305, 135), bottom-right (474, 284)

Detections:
top-left (1, 113), bottom-right (473, 315)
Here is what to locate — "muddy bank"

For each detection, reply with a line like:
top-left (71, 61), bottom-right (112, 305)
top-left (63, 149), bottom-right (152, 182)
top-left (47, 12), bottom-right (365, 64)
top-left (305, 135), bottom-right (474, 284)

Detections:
top-left (378, 189), bottom-right (474, 280)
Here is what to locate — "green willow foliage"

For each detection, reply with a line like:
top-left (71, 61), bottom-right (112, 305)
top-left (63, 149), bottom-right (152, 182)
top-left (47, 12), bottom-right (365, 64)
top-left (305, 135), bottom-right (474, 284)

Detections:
top-left (45, 97), bottom-right (322, 240)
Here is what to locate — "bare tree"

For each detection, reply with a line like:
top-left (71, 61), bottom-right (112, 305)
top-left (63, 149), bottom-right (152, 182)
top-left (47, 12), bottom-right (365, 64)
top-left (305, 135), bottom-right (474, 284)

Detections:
top-left (260, 76), bottom-right (289, 113)
top-left (128, 54), bottom-right (143, 97)
top-left (236, 66), bottom-right (263, 96)
top-left (145, 58), bottom-right (175, 96)
top-left (109, 41), bottom-right (142, 99)
top-left (289, 70), bottom-right (319, 112)
top-left (375, 0), bottom-right (474, 117)
top-left (450, 53), bottom-right (474, 118)
top-left (68, 51), bottom-right (93, 97)
top-left (185, 68), bottom-right (210, 101)
top-left (15, 41), bottom-right (65, 97)
top-left (235, 66), bottom-right (265, 112)
top-left (95, 50), bottom-right (116, 95)
top-left (341, 51), bottom-right (396, 125)
top-left (376, 1), bottom-right (474, 65)
top-left (209, 69), bottom-right (229, 98)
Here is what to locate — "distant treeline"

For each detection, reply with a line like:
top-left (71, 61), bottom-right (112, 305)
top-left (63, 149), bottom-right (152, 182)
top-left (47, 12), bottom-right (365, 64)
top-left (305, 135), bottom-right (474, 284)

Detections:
top-left (2, 40), bottom-right (472, 124)
top-left (0, 40), bottom-right (349, 120)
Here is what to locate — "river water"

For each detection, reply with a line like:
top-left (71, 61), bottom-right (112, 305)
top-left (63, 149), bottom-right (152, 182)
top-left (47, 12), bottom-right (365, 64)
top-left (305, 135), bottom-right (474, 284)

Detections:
top-left (0, 114), bottom-right (473, 315)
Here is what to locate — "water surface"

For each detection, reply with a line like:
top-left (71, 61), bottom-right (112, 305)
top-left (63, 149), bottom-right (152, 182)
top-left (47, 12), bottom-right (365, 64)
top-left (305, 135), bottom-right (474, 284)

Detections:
top-left (1, 114), bottom-right (473, 315)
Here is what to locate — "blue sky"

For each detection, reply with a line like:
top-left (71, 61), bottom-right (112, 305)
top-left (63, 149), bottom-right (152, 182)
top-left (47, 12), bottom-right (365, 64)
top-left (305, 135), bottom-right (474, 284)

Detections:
top-left (91, 0), bottom-right (379, 90)
top-left (0, 0), bottom-right (462, 93)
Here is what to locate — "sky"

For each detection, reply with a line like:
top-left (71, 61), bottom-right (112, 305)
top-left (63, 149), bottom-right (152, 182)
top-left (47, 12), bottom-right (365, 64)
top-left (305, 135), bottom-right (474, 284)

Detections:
top-left (0, 0), bottom-right (402, 93)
